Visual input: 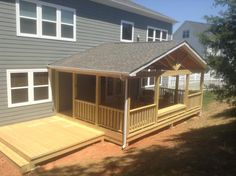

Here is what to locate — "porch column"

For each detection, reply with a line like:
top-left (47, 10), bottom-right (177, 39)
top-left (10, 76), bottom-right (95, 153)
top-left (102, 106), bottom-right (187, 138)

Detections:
top-left (184, 74), bottom-right (190, 107)
top-left (72, 73), bottom-right (77, 118)
top-left (200, 71), bottom-right (205, 115)
top-left (174, 75), bottom-right (180, 104)
top-left (122, 78), bottom-right (130, 149)
top-left (55, 71), bottom-right (60, 112)
top-left (95, 75), bottom-right (101, 125)
top-left (154, 76), bottom-right (160, 121)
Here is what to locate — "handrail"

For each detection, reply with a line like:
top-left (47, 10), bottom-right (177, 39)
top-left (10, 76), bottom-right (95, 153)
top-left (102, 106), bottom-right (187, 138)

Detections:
top-left (74, 99), bottom-right (96, 106)
top-left (99, 105), bottom-right (124, 113)
top-left (130, 104), bottom-right (156, 113)
top-left (188, 92), bottom-right (201, 98)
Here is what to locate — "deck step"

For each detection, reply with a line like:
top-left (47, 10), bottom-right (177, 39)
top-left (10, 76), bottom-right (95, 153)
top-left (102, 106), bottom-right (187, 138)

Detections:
top-left (0, 142), bottom-right (31, 173)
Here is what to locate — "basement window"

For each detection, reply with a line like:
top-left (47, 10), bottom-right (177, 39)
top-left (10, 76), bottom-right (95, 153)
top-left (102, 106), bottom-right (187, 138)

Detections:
top-left (7, 69), bottom-right (52, 108)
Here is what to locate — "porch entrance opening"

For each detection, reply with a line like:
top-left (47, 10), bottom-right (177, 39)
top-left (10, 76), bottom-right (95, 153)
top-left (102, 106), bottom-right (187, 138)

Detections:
top-left (58, 72), bottom-right (73, 116)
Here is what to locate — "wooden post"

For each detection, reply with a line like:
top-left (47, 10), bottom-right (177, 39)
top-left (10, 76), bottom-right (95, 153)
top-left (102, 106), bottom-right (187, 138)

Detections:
top-left (95, 75), bottom-right (101, 125)
top-left (199, 71), bottom-right (205, 116)
top-left (55, 71), bottom-right (60, 113)
top-left (122, 78), bottom-right (130, 149)
top-left (154, 76), bottom-right (160, 122)
top-left (184, 74), bottom-right (190, 108)
top-left (72, 73), bottom-right (77, 118)
top-left (174, 75), bottom-right (180, 104)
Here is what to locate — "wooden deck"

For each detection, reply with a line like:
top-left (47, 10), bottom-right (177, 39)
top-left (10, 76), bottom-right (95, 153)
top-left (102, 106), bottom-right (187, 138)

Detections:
top-left (0, 116), bottom-right (104, 173)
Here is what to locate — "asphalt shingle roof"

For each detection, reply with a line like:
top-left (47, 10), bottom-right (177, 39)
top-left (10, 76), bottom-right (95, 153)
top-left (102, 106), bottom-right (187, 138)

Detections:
top-left (50, 41), bottom-right (183, 75)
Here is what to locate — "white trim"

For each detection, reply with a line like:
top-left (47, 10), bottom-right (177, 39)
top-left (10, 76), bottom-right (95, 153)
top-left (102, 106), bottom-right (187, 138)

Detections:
top-left (6, 69), bottom-right (52, 108)
top-left (130, 42), bottom-right (207, 77)
top-left (120, 20), bottom-right (134, 42)
top-left (141, 76), bottom-right (163, 88)
top-left (16, 0), bottom-right (76, 41)
top-left (146, 26), bottom-right (169, 42)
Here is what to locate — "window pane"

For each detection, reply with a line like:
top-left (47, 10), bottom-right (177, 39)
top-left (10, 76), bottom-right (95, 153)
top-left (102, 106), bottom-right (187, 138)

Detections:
top-left (34, 72), bottom-right (48, 86)
top-left (150, 77), bottom-right (155, 85)
top-left (122, 23), bottom-right (133, 41)
top-left (61, 24), bottom-right (73, 38)
top-left (20, 0), bottom-right (36, 18)
top-left (61, 10), bottom-right (74, 24)
top-left (156, 30), bottom-right (161, 39)
top-left (148, 28), bottom-right (154, 37)
top-left (142, 78), bottom-right (148, 87)
top-left (20, 18), bottom-right (36, 34)
top-left (42, 5), bottom-right (56, 21)
top-left (42, 21), bottom-right (56, 36)
top-left (11, 73), bottom-right (28, 87)
top-left (162, 31), bottom-right (168, 40)
top-left (34, 87), bottom-right (49, 101)
top-left (12, 88), bottom-right (28, 104)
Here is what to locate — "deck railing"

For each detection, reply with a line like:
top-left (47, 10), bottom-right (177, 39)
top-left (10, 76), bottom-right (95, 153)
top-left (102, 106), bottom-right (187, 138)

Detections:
top-left (160, 87), bottom-right (185, 104)
top-left (129, 104), bottom-right (156, 132)
top-left (98, 105), bottom-right (124, 132)
top-left (74, 100), bottom-right (96, 124)
top-left (188, 92), bottom-right (202, 109)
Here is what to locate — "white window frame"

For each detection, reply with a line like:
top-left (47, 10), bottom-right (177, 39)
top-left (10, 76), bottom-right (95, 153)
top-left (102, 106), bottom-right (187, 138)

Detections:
top-left (7, 69), bottom-right (52, 108)
top-left (120, 20), bottom-right (134, 42)
top-left (146, 26), bottom-right (169, 42)
top-left (141, 77), bottom-right (163, 88)
top-left (183, 30), bottom-right (190, 39)
top-left (16, 0), bottom-right (76, 41)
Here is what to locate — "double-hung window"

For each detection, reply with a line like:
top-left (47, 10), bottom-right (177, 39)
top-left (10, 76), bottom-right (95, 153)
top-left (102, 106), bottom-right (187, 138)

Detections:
top-left (16, 0), bottom-right (76, 41)
top-left (120, 20), bottom-right (134, 42)
top-left (183, 30), bottom-right (190, 38)
top-left (7, 69), bottom-right (52, 108)
top-left (147, 26), bottom-right (169, 42)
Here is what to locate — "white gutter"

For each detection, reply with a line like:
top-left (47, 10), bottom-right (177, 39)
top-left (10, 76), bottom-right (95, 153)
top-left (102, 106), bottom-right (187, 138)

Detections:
top-left (122, 78), bottom-right (128, 149)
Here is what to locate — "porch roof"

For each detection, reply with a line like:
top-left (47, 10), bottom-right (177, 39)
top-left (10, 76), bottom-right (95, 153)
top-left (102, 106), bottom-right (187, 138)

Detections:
top-left (49, 41), bottom-right (207, 77)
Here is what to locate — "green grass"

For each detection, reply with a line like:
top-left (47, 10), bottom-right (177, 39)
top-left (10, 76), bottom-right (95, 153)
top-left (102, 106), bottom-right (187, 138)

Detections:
top-left (203, 91), bottom-right (216, 111)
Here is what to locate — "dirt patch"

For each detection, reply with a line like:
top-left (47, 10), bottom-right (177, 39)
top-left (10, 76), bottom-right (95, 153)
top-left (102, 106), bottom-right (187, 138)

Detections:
top-left (0, 101), bottom-right (235, 176)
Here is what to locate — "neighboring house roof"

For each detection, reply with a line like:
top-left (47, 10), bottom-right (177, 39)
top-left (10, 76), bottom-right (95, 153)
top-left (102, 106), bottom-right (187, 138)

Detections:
top-left (90, 0), bottom-right (177, 24)
top-left (49, 41), bottom-right (207, 77)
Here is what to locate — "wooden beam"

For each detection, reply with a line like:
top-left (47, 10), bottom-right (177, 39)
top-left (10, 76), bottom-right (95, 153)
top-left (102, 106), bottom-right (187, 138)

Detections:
top-left (95, 76), bottom-right (101, 125)
top-left (154, 76), bottom-right (160, 121)
top-left (162, 70), bottom-right (192, 77)
top-left (174, 75), bottom-right (180, 104)
top-left (184, 74), bottom-right (190, 108)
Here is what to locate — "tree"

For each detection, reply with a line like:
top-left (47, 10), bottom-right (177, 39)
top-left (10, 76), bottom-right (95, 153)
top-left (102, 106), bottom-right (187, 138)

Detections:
top-left (200, 0), bottom-right (236, 105)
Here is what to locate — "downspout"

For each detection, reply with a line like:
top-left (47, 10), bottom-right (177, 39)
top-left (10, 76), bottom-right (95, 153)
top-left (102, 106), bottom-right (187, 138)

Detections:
top-left (122, 79), bottom-right (128, 149)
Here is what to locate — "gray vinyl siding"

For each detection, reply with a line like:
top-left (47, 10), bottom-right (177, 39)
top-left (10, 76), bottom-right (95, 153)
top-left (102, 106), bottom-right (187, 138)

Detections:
top-left (173, 22), bottom-right (207, 58)
top-left (0, 0), bottom-right (173, 125)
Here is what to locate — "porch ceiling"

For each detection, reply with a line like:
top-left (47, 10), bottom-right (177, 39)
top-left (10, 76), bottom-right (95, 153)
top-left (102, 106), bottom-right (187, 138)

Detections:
top-left (49, 41), bottom-right (207, 77)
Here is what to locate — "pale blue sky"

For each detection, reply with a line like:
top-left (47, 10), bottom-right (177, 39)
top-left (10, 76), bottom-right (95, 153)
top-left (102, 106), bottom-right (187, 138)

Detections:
top-left (133, 0), bottom-right (224, 32)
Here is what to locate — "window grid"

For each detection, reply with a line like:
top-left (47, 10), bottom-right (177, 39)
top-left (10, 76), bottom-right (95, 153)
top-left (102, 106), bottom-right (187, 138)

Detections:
top-left (16, 0), bottom-right (76, 41)
top-left (120, 20), bottom-right (134, 42)
top-left (147, 26), bottom-right (169, 42)
top-left (7, 69), bottom-right (52, 108)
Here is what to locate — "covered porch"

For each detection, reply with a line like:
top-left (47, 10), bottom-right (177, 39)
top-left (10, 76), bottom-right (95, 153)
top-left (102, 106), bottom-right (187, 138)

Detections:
top-left (49, 41), bottom-right (207, 147)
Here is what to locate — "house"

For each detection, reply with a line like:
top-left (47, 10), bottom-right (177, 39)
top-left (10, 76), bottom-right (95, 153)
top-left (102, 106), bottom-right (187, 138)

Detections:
top-left (0, 0), bottom-right (207, 172)
top-left (173, 21), bottom-right (222, 89)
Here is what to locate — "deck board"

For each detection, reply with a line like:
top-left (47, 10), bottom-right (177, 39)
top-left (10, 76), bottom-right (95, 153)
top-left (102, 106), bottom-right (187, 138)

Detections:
top-left (0, 116), bottom-right (104, 172)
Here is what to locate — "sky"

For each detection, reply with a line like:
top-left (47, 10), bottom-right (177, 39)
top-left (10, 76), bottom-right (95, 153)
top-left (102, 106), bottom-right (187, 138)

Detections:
top-left (133, 0), bottom-right (224, 32)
